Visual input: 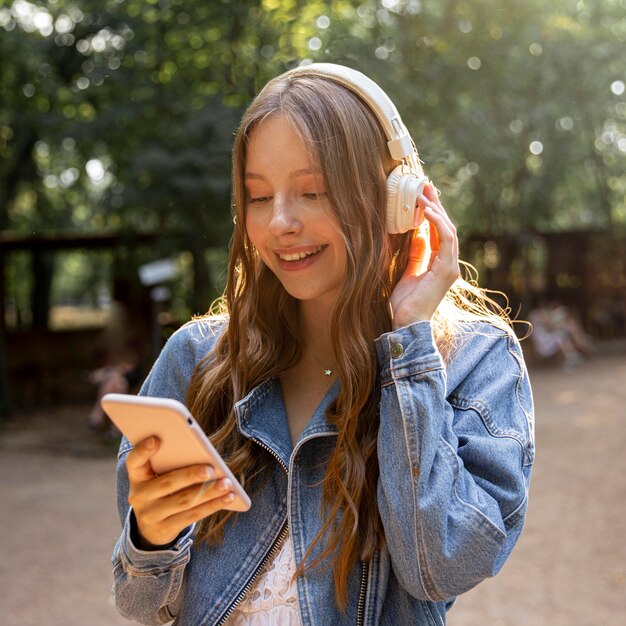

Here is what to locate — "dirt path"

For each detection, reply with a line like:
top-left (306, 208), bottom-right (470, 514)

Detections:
top-left (1, 350), bottom-right (624, 625)
top-left (449, 350), bottom-right (626, 626)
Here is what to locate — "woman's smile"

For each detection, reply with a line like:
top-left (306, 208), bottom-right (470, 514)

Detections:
top-left (274, 245), bottom-right (327, 270)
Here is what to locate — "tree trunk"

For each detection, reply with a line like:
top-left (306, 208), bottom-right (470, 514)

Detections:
top-left (0, 330), bottom-right (13, 417)
top-left (192, 244), bottom-right (211, 316)
top-left (0, 247), bottom-right (12, 416)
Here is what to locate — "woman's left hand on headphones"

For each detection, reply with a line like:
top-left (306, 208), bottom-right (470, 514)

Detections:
top-left (389, 184), bottom-right (460, 329)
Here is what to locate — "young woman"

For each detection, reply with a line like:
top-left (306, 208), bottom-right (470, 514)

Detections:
top-left (112, 64), bottom-right (534, 626)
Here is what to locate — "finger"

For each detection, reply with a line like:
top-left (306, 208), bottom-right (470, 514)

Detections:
top-left (159, 477), bottom-right (234, 518)
top-left (149, 464), bottom-right (216, 499)
top-left (428, 209), bottom-right (440, 254)
top-left (142, 479), bottom-right (236, 531)
top-left (415, 183), bottom-right (444, 226)
top-left (130, 474), bottom-right (229, 532)
top-left (423, 182), bottom-right (442, 208)
top-left (419, 189), bottom-right (455, 232)
top-left (133, 484), bottom-right (236, 548)
top-left (423, 207), bottom-right (459, 275)
top-left (416, 196), bottom-right (442, 254)
top-left (419, 197), bottom-right (456, 244)
top-left (163, 490), bottom-right (237, 531)
top-left (422, 208), bottom-right (452, 257)
top-left (421, 184), bottom-right (455, 230)
top-left (126, 437), bottom-right (160, 483)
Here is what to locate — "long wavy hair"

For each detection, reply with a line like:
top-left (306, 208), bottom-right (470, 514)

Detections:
top-left (186, 71), bottom-right (512, 609)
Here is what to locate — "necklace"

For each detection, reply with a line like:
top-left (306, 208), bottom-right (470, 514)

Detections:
top-left (308, 351), bottom-right (336, 377)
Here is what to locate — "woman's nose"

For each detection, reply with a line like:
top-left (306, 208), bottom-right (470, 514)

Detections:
top-left (268, 198), bottom-right (302, 236)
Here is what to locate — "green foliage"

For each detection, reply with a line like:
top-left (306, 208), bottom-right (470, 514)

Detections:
top-left (0, 0), bottom-right (624, 266)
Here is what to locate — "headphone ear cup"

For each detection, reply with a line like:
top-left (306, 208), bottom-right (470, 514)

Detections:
top-left (386, 166), bottom-right (428, 234)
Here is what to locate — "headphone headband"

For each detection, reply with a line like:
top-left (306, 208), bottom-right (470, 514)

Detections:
top-left (282, 63), bottom-right (418, 167)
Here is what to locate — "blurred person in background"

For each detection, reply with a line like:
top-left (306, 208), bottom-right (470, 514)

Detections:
top-left (87, 278), bottom-right (146, 438)
top-left (528, 296), bottom-right (594, 370)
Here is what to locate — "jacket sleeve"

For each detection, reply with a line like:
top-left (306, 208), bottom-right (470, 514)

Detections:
top-left (112, 446), bottom-right (195, 625)
top-left (375, 320), bottom-right (534, 602)
top-left (111, 321), bottom-right (218, 624)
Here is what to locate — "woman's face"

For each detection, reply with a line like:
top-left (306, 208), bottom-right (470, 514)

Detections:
top-left (244, 115), bottom-right (347, 309)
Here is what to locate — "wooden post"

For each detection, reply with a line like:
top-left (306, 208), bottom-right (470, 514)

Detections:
top-left (0, 243), bottom-right (13, 416)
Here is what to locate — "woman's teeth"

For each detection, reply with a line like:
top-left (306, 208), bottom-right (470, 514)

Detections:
top-left (279, 246), bottom-right (323, 261)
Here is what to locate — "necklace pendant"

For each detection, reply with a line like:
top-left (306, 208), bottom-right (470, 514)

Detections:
top-left (324, 369), bottom-right (333, 377)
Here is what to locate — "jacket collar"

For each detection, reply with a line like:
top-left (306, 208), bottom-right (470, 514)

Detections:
top-left (234, 378), bottom-right (339, 468)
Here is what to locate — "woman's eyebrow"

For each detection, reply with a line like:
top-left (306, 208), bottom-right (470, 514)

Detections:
top-left (290, 168), bottom-right (318, 179)
top-left (244, 168), bottom-right (319, 181)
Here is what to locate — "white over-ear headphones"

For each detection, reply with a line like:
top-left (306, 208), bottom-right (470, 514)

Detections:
top-left (282, 63), bottom-right (429, 234)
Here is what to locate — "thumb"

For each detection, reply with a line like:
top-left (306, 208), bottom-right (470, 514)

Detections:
top-left (429, 216), bottom-right (440, 254)
top-left (403, 229), bottom-right (428, 277)
top-left (126, 436), bottom-right (160, 483)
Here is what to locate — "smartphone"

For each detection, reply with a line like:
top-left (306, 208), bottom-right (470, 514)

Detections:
top-left (101, 393), bottom-right (251, 512)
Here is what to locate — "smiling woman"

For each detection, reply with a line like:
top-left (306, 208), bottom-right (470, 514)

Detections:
top-left (112, 63), bottom-right (534, 626)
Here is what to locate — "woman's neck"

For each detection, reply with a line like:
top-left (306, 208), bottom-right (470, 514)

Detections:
top-left (297, 299), bottom-right (335, 364)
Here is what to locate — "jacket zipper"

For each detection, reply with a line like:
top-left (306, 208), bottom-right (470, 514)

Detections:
top-left (216, 433), bottom-right (290, 625)
top-left (356, 559), bottom-right (369, 626)
top-left (229, 418), bottom-right (368, 624)
top-left (215, 520), bottom-right (289, 625)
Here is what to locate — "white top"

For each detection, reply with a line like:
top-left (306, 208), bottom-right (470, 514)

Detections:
top-left (225, 532), bottom-right (301, 625)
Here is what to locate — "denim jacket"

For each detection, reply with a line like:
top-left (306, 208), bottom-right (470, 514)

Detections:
top-left (112, 318), bottom-right (534, 626)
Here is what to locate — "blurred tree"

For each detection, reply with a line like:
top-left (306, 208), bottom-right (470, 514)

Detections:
top-left (0, 0), bottom-right (624, 414)
top-left (373, 0), bottom-right (626, 236)
top-left (0, 0), bottom-right (624, 302)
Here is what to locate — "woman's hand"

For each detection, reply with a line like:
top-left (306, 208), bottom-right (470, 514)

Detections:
top-left (126, 436), bottom-right (236, 549)
top-left (389, 184), bottom-right (460, 329)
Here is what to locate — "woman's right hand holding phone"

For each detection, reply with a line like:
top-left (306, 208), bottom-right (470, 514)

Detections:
top-left (125, 436), bottom-right (236, 549)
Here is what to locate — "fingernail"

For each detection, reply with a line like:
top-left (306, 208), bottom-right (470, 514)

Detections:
top-left (200, 466), bottom-right (214, 479)
top-left (218, 478), bottom-right (232, 491)
top-left (223, 492), bottom-right (235, 503)
top-left (145, 437), bottom-right (156, 450)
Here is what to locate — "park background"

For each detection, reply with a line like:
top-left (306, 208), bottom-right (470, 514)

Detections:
top-left (0, 0), bottom-right (625, 624)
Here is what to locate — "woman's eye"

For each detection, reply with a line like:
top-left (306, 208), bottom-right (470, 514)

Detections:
top-left (248, 196), bottom-right (271, 204)
top-left (303, 192), bottom-right (327, 200)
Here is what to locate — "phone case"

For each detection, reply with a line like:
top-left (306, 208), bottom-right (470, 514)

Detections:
top-left (101, 393), bottom-right (251, 512)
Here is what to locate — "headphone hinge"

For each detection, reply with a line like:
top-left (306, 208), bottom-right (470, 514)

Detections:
top-left (387, 133), bottom-right (413, 160)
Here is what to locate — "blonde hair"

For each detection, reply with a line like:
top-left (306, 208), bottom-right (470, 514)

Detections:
top-left (186, 72), bottom-right (512, 609)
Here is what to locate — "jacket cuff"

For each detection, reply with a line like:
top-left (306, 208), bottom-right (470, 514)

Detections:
top-left (375, 320), bottom-right (444, 385)
top-left (117, 508), bottom-right (195, 570)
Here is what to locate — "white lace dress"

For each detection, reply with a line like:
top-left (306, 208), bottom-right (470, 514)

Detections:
top-left (225, 532), bottom-right (302, 625)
